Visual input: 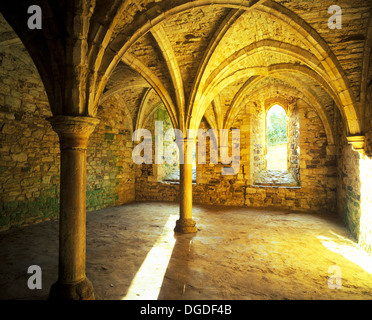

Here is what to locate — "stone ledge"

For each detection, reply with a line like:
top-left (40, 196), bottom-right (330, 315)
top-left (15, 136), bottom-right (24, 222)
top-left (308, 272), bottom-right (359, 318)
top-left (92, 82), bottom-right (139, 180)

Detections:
top-left (251, 185), bottom-right (302, 189)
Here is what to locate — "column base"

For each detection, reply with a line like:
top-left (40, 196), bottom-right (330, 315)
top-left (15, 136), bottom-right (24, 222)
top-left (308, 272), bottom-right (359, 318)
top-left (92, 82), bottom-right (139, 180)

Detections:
top-left (174, 219), bottom-right (197, 234)
top-left (48, 277), bottom-right (95, 300)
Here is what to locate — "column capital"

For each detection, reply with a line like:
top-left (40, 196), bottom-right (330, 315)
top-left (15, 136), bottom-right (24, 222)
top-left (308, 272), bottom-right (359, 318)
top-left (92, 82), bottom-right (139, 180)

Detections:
top-left (49, 115), bottom-right (100, 149)
top-left (347, 135), bottom-right (365, 156)
top-left (180, 137), bottom-right (199, 146)
top-left (346, 136), bottom-right (366, 151)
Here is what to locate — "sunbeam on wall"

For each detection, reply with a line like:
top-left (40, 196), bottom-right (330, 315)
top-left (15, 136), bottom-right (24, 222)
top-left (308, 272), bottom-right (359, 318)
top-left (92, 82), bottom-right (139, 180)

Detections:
top-left (359, 156), bottom-right (372, 254)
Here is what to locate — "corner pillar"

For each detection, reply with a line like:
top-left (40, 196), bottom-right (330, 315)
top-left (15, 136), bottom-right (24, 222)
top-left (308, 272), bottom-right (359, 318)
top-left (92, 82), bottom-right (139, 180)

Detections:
top-left (48, 115), bottom-right (99, 300)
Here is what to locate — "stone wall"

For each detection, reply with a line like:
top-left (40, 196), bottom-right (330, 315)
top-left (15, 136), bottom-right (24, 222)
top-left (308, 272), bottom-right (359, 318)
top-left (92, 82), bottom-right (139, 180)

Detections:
top-left (0, 45), bottom-right (135, 230)
top-left (287, 98), bottom-right (300, 183)
top-left (337, 127), bottom-right (372, 254)
top-left (250, 100), bottom-right (266, 184)
top-left (337, 75), bottom-right (372, 254)
top-left (135, 95), bottom-right (338, 214)
top-left (0, 45), bottom-right (60, 229)
top-left (246, 96), bottom-right (336, 212)
top-left (87, 98), bottom-right (136, 211)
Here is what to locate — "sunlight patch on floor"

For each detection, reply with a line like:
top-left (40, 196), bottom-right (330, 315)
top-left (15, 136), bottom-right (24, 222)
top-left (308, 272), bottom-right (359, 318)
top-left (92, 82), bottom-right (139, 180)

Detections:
top-left (122, 215), bottom-right (178, 300)
top-left (318, 235), bottom-right (372, 275)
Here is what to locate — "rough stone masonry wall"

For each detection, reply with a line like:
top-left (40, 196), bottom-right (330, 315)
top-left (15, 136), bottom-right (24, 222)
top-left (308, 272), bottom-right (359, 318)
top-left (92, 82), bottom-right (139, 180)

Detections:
top-left (0, 45), bottom-right (135, 230)
top-left (244, 96), bottom-right (337, 212)
top-left (0, 45), bottom-right (61, 229)
top-left (87, 98), bottom-right (136, 211)
top-left (136, 95), bottom-right (337, 214)
top-left (287, 98), bottom-right (300, 183)
top-left (337, 80), bottom-right (372, 254)
top-left (250, 100), bottom-right (266, 184)
top-left (193, 115), bottom-right (248, 207)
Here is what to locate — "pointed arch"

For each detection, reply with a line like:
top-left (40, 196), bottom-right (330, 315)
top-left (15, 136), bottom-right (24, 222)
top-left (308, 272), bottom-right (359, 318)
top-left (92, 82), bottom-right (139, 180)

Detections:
top-left (121, 53), bottom-right (179, 130)
top-left (256, 0), bottom-right (361, 134)
top-left (93, 0), bottom-right (265, 120)
top-left (194, 63), bottom-right (343, 133)
top-left (224, 77), bottom-right (335, 146)
top-left (187, 8), bottom-right (245, 127)
top-left (136, 88), bottom-right (158, 133)
top-left (0, 2), bottom-right (65, 115)
top-left (191, 41), bottom-right (343, 130)
top-left (151, 24), bottom-right (186, 130)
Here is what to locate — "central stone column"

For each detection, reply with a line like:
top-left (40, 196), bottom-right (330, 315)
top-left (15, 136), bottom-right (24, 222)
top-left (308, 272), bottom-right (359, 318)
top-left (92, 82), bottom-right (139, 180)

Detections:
top-left (48, 115), bottom-right (99, 300)
top-left (174, 138), bottom-right (197, 233)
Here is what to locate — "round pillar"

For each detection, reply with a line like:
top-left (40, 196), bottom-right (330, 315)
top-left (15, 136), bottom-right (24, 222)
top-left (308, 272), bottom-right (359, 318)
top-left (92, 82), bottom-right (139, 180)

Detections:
top-left (48, 115), bottom-right (99, 300)
top-left (174, 138), bottom-right (197, 233)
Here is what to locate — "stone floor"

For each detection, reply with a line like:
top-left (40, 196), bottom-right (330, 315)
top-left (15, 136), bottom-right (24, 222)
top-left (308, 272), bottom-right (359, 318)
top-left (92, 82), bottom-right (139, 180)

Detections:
top-left (1, 202), bottom-right (372, 300)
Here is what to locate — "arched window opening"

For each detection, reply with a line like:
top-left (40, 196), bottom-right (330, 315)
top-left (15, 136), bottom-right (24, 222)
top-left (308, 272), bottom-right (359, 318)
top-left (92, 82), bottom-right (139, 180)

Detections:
top-left (161, 142), bottom-right (197, 182)
top-left (156, 106), bottom-right (196, 183)
top-left (266, 104), bottom-right (287, 171)
top-left (191, 143), bottom-right (197, 182)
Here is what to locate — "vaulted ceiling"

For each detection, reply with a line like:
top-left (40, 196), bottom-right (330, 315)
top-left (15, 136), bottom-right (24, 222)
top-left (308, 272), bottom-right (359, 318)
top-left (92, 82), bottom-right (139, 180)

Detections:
top-left (1, 0), bottom-right (371, 137)
top-left (101, 0), bottom-right (372, 136)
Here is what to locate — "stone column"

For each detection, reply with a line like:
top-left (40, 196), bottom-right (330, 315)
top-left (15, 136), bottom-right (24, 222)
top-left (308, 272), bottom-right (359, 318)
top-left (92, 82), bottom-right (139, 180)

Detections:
top-left (48, 115), bottom-right (99, 300)
top-left (174, 138), bottom-right (197, 233)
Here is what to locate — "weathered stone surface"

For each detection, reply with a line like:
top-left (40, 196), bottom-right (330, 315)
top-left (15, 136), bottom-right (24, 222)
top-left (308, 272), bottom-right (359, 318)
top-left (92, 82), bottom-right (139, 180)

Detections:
top-left (136, 90), bottom-right (337, 215)
top-left (0, 43), bottom-right (136, 231)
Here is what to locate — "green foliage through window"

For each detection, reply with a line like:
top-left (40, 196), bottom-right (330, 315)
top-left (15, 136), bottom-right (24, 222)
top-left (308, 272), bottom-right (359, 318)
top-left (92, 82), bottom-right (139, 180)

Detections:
top-left (267, 105), bottom-right (287, 146)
